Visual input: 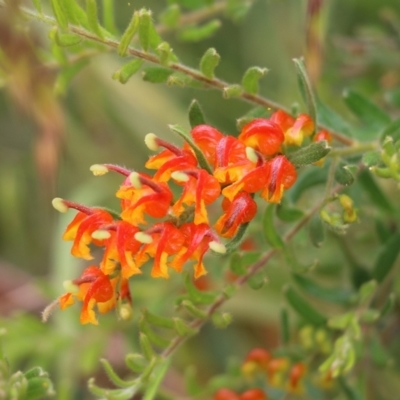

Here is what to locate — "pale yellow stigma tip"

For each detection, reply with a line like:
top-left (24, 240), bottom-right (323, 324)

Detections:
top-left (171, 171), bottom-right (189, 182)
top-left (134, 232), bottom-right (153, 244)
top-left (245, 147), bottom-right (258, 163)
top-left (129, 172), bottom-right (142, 189)
top-left (90, 164), bottom-right (109, 176)
top-left (63, 280), bottom-right (80, 294)
top-left (52, 197), bottom-right (68, 213)
top-left (144, 133), bottom-right (159, 151)
top-left (91, 230), bottom-right (111, 240)
top-left (119, 304), bottom-right (133, 321)
top-left (209, 241), bottom-right (226, 254)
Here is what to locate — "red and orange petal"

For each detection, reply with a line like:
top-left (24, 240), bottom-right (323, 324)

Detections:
top-left (288, 363), bottom-right (307, 393)
top-left (146, 149), bottom-right (198, 182)
top-left (260, 156), bottom-right (297, 203)
top-left (270, 110), bottom-right (295, 132)
top-left (215, 192), bottom-right (257, 238)
top-left (213, 389), bottom-right (241, 400)
top-left (191, 124), bottom-right (225, 165)
top-left (221, 164), bottom-right (269, 201)
top-left (240, 389), bottom-right (267, 400)
top-left (244, 348), bottom-right (271, 370)
top-left (314, 129), bottom-right (332, 143)
top-left (215, 136), bottom-right (248, 168)
top-left (172, 169), bottom-right (221, 225)
top-left (62, 210), bottom-right (114, 260)
top-left (238, 118), bottom-right (284, 156)
top-left (170, 223), bottom-right (214, 278)
top-left (284, 114), bottom-right (314, 146)
top-left (119, 183), bottom-right (173, 225)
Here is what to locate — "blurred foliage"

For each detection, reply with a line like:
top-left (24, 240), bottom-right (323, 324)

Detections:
top-left (0, 0), bottom-right (400, 399)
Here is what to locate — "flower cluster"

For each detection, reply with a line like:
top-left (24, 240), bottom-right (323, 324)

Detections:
top-left (52, 111), bottom-right (315, 324)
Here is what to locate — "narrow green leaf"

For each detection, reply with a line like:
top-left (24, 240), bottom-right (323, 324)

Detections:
top-left (147, 22), bottom-right (163, 52)
top-left (280, 308), bottom-right (290, 345)
top-left (113, 59), bottom-right (144, 84)
top-left (102, 0), bottom-right (117, 34)
top-left (183, 273), bottom-right (218, 305)
top-left (241, 66), bottom-right (268, 95)
top-left (372, 232), bottom-right (400, 283)
top-left (230, 253), bottom-right (247, 276)
top-left (293, 273), bottom-right (353, 305)
top-left (181, 300), bottom-right (207, 319)
top-left (178, 20), bottom-right (221, 42)
top-left (61, 0), bottom-right (88, 27)
top-left (224, 221), bottom-right (251, 254)
top-left (380, 118), bottom-right (400, 142)
top-left (118, 11), bottom-right (140, 56)
top-left (316, 97), bottom-right (352, 137)
top-left (308, 214), bottom-right (325, 247)
top-left (143, 359), bottom-right (171, 400)
top-left (358, 169), bottom-right (394, 213)
top-left (143, 309), bottom-right (174, 329)
top-left (362, 151), bottom-right (381, 167)
top-left (55, 31), bottom-right (82, 47)
top-left (138, 9), bottom-right (152, 51)
top-left (188, 99), bottom-right (206, 128)
top-left (139, 320), bottom-right (170, 348)
top-left (276, 200), bottom-right (304, 222)
top-left (31, 0), bottom-right (42, 13)
top-left (125, 353), bottom-right (147, 373)
top-left (173, 318), bottom-right (197, 336)
top-left (199, 47), bottom-right (220, 79)
top-left (86, 0), bottom-right (104, 38)
top-left (284, 285), bottom-right (327, 325)
top-left (288, 140), bottom-right (331, 167)
top-left (159, 4), bottom-right (181, 28)
top-left (50, 0), bottom-right (68, 29)
top-left (140, 333), bottom-right (155, 361)
top-left (142, 67), bottom-right (173, 83)
top-left (100, 359), bottom-right (137, 388)
top-left (334, 162), bottom-right (356, 186)
top-left (88, 378), bottom-right (137, 400)
top-left (293, 58), bottom-right (317, 129)
top-left (169, 124), bottom-right (212, 174)
top-left (262, 204), bottom-right (284, 249)
top-left (343, 89), bottom-right (391, 134)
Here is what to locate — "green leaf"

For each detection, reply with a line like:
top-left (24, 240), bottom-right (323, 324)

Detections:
top-left (358, 169), bottom-right (394, 213)
top-left (182, 273), bottom-right (218, 305)
top-left (188, 99), bottom-right (206, 128)
top-left (24, 367), bottom-right (46, 379)
top-left (316, 97), bottom-right (353, 136)
top-left (247, 271), bottom-right (266, 290)
top-left (142, 67), bottom-right (173, 83)
top-left (184, 366), bottom-right (203, 396)
top-left (86, 0), bottom-right (104, 38)
top-left (293, 58), bottom-right (317, 129)
top-left (169, 124), bottom-right (212, 174)
top-left (380, 118), bottom-right (400, 142)
top-left (118, 11), bottom-right (140, 56)
top-left (113, 59), bottom-right (144, 84)
top-left (125, 353), bottom-right (147, 373)
top-left (100, 359), bottom-right (137, 388)
top-left (293, 273), bottom-right (353, 305)
top-left (337, 376), bottom-right (362, 400)
top-left (50, 0), bottom-right (68, 29)
top-left (334, 162), bottom-right (356, 186)
top-left (173, 318), bottom-right (197, 336)
top-left (229, 253), bottom-right (247, 276)
top-left (211, 312), bottom-right (232, 328)
top-left (25, 376), bottom-right (54, 400)
top-left (139, 333), bottom-right (155, 361)
top-left (343, 89), bottom-right (391, 136)
top-left (156, 41), bottom-right (174, 65)
top-left (241, 66), bottom-right (268, 95)
top-left (159, 4), bottom-right (181, 28)
top-left (362, 151), bottom-right (381, 167)
top-left (32, 0), bottom-right (42, 13)
top-left (288, 140), bottom-right (331, 167)
top-left (380, 293), bottom-right (396, 318)
top-left (284, 285), bottom-right (327, 325)
top-left (139, 320), bottom-right (170, 348)
top-left (181, 300), bottom-right (207, 319)
top-left (357, 280), bottom-right (377, 304)
top-left (55, 31), bottom-right (82, 47)
top-left (372, 231), bottom-right (400, 283)
top-left (138, 9), bottom-right (152, 51)
top-left (62, 0), bottom-right (88, 27)
top-left (178, 20), bottom-right (221, 42)
top-left (308, 214), bottom-right (325, 247)
top-left (143, 359), bottom-right (171, 400)
top-left (328, 312), bottom-right (353, 330)
top-left (102, 0), bottom-right (117, 34)
top-left (262, 204), bottom-right (284, 249)
top-left (276, 202), bottom-right (304, 222)
top-left (280, 308), bottom-right (290, 345)
top-left (199, 47), bottom-right (220, 79)
top-left (143, 309), bottom-right (174, 329)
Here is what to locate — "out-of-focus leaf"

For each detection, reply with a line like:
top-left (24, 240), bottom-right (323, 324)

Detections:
top-left (362, 151), bottom-right (381, 167)
top-left (142, 67), bottom-right (173, 83)
top-left (372, 232), bottom-right (400, 283)
top-left (113, 59), bottom-right (144, 84)
top-left (334, 162), bottom-right (356, 186)
top-left (380, 118), bottom-right (400, 142)
top-left (50, 0), bottom-right (68, 29)
top-left (159, 4), bottom-right (181, 28)
top-left (86, 0), bottom-right (104, 39)
top-left (284, 285), bottom-right (327, 325)
top-left (262, 204), bottom-right (284, 249)
top-left (188, 100), bottom-right (206, 128)
top-left (247, 271), bottom-right (266, 290)
top-left (241, 66), bottom-right (268, 95)
top-left (276, 200), bottom-right (304, 222)
top-left (316, 97), bottom-right (353, 136)
top-left (183, 273), bottom-right (218, 305)
top-left (178, 20), bottom-right (221, 42)
top-left (308, 214), bottom-right (325, 247)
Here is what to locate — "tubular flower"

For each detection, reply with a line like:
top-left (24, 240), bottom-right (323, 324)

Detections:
top-left (191, 124), bottom-right (225, 165)
top-left (98, 221), bottom-right (142, 278)
top-left (60, 201), bottom-right (113, 260)
top-left (238, 118), bottom-right (285, 156)
top-left (242, 348), bottom-right (271, 376)
top-left (134, 222), bottom-right (185, 279)
top-left (171, 223), bottom-right (225, 278)
top-left (287, 363), bottom-right (307, 393)
top-left (260, 155), bottom-right (297, 203)
top-left (171, 169), bottom-right (221, 224)
top-left (213, 389), bottom-right (241, 400)
top-left (267, 357), bottom-right (290, 387)
top-left (215, 192), bottom-right (257, 238)
top-left (240, 389), bottom-right (267, 400)
top-left (117, 173), bottom-right (173, 225)
top-left (59, 266), bottom-right (130, 325)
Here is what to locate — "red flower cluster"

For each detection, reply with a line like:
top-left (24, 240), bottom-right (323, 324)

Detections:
top-left (52, 111), bottom-right (312, 324)
top-left (214, 388), bottom-right (267, 400)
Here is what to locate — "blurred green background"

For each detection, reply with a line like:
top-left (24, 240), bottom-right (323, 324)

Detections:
top-left (0, 0), bottom-right (400, 398)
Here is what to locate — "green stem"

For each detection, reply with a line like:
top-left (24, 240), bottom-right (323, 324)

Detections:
top-left (329, 141), bottom-right (377, 157)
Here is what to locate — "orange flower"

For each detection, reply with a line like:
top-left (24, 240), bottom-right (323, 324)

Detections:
top-left (215, 192), bottom-right (257, 238)
top-left (117, 173), bottom-right (173, 225)
top-left (59, 266), bottom-right (129, 325)
top-left (242, 348), bottom-right (271, 376)
top-left (171, 223), bottom-right (225, 278)
top-left (191, 124), bottom-right (225, 165)
top-left (60, 202), bottom-right (113, 260)
top-left (266, 357), bottom-right (289, 387)
top-left (288, 363), bottom-right (307, 393)
top-left (260, 155), bottom-right (297, 203)
top-left (171, 169), bottom-right (221, 224)
top-left (213, 388), bottom-right (241, 400)
top-left (240, 389), bottom-right (267, 400)
top-left (238, 118), bottom-right (285, 156)
top-left (270, 109), bottom-right (295, 132)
